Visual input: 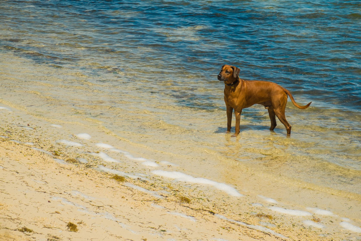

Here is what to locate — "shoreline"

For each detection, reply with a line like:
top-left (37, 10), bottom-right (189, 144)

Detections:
top-left (0, 105), bottom-right (360, 240)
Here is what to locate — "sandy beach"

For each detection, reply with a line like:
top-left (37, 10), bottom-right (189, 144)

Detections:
top-left (1, 1), bottom-right (361, 239)
top-left (0, 105), bottom-right (360, 241)
top-left (0, 138), bottom-right (289, 241)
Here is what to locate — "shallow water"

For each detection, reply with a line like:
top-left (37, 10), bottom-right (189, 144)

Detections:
top-left (1, 0), bottom-right (361, 235)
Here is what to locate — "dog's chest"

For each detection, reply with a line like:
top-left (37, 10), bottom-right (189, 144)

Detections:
top-left (224, 90), bottom-right (244, 108)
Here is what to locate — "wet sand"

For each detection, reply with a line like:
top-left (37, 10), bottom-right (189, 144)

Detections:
top-left (0, 103), bottom-right (360, 241)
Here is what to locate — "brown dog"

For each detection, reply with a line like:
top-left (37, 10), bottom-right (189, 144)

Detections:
top-left (218, 65), bottom-right (311, 136)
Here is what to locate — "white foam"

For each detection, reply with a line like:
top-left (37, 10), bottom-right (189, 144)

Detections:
top-left (81, 210), bottom-right (130, 231)
top-left (76, 133), bottom-right (91, 140)
top-left (340, 222), bottom-right (361, 233)
top-left (142, 161), bottom-right (159, 167)
top-left (258, 195), bottom-right (278, 204)
top-left (101, 212), bottom-right (121, 222)
top-left (77, 158), bottom-right (88, 164)
top-left (303, 220), bottom-right (324, 229)
top-left (52, 196), bottom-right (87, 210)
top-left (32, 147), bottom-right (53, 156)
top-left (110, 149), bottom-right (151, 163)
top-left (95, 152), bottom-right (121, 163)
top-left (54, 159), bottom-right (68, 165)
top-left (97, 165), bottom-right (139, 179)
top-left (51, 124), bottom-right (62, 128)
top-left (306, 207), bottom-right (334, 216)
top-left (58, 140), bottom-right (82, 147)
top-left (110, 148), bottom-right (127, 154)
top-left (124, 153), bottom-right (148, 162)
top-left (71, 191), bottom-right (94, 201)
top-left (151, 203), bottom-right (164, 209)
top-left (252, 203), bottom-right (263, 207)
top-left (269, 207), bottom-right (312, 216)
top-left (24, 142), bottom-right (34, 146)
top-left (96, 143), bottom-right (114, 149)
top-left (0, 107), bottom-right (11, 111)
top-left (342, 217), bottom-right (351, 222)
top-left (168, 211), bottom-right (196, 222)
top-left (124, 183), bottom-right (163, 199)
top-left (215, 214), bottom-right (288, 239)
top-left (98, 212), bottom-right (132, 231)
top-left (152, 170), bottom-right (242, 197)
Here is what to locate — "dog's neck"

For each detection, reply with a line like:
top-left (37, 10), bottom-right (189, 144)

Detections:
top-left (226, 78), bottom-right (239, 87)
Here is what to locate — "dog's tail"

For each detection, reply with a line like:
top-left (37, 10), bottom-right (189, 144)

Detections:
top-left (282, 87), bottom-right (312, 109)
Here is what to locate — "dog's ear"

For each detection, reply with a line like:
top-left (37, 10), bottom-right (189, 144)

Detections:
top-left (232, 66), bottom-right (240, 79)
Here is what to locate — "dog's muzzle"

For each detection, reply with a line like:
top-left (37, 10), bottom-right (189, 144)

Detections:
top-left (218, 74), bottom-right (223, 81)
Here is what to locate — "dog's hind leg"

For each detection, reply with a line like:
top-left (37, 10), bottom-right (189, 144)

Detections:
top-left (268, 108), bottom-right (277, 131)
top-left (274, 109), bottom-right (292, 135)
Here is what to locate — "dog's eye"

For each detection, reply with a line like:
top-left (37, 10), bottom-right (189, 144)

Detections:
top-left (225, 71), bottom-right (230, 74)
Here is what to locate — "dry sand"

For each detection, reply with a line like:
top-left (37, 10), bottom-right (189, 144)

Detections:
top-left (0, 140), bottom-right (283, 241)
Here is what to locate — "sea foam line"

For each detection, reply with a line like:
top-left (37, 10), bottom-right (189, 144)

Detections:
top-left (216, 214), bottom-right (288, 239)
top-left (303, 220), bottom-right (324, 229)
top-left (96, 143), bottom-right (114, 149)
top-left (76, 133), bottom-right (91, 140)
top-left (0, 107), bottom-right (12, 111)
top-left (152, 170), bottom-right (242, 197)
top-left (111, 148), bottom-right (157, 166)
top-left (70, 191), bottom-right (95, 201)
top-left (168, 211), bottom-right (196, 222)
top-left (97, 165), bottom-right (140, 179)
top-left (124, 183), bottom-right (163, 199)
top-left (340, 222), bottom-right (361, 233)
top-left (94, 152), bottom-right (121, 163)
top-left (57, 140), bottom-right (82, 147)
top-left (306, 207), bottom-right (334, 216)
top-left (258, 195), bottom-right (278, 204)
top-left (52, 196), bottom-right (87, 210)
top-left (269, 207), bottom-right (312, 216)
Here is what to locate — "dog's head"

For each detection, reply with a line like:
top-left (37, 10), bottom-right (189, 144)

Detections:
top-left (217, 65), bottom-right (240, 85)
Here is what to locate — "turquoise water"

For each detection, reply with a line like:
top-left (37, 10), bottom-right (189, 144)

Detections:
top-left (1, 1), bottom-right (361, 109)
top-left (1, 0), bottom-right (361, 201)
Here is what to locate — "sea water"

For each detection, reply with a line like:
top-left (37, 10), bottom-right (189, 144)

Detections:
top-left (1, 0), bottom-right (360, 229)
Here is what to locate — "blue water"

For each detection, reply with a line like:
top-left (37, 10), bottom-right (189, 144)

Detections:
top-left (1, 0), bottom-right (361, 198)
top-left (1, 0), bottom-right (361, 111)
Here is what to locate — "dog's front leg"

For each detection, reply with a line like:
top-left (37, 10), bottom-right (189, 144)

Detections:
top-left (226, 106), bottom-right (233, 133)
top-left (233, 109), bottom-right (242, 137)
